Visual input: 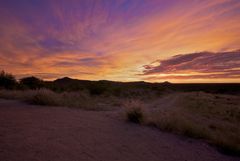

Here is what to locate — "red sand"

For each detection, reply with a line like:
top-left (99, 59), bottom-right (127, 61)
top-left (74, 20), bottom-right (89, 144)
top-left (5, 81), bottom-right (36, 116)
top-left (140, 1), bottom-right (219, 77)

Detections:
top-left (0, 99), bottom-right (238, 161)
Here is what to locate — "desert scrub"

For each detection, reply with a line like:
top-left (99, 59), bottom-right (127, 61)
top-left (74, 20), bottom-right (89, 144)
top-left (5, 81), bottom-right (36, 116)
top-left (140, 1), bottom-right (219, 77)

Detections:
top-left (0, 90), bottom-right (21, 99)
top-left (0, 89), bottom-right (38, 100)
top-left (124, 99), bottom-right (145, 123)
top-left (147, 92), bottom-right (240, 155)
top-left (30, 89), bottom-right (60, 106)
top-left (30, 89), bottom-right (99, 110)
top-left (147, 110), bottom-right (209, 139)
top-left (0, 89), bottom-right (117, 111)
top-left (0, 89), bottom-right (60, 105)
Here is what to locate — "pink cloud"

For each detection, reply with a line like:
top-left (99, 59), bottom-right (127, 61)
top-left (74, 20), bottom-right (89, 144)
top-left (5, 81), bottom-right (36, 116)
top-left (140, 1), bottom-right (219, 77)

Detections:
top-left (0, 0), bottom-right (240, 82)
top-left (142, 50), bottom-right (240, 80)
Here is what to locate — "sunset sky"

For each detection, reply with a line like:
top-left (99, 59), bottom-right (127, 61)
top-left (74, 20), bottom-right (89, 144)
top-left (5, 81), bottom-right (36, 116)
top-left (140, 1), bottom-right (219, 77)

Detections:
top-left (0, 0), bottom-right (239, 83)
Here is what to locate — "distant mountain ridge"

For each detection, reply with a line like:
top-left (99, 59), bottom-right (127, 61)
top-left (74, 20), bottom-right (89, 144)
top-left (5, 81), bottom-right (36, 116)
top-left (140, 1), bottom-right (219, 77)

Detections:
top-left (43, 77), bottom-right (240, 95)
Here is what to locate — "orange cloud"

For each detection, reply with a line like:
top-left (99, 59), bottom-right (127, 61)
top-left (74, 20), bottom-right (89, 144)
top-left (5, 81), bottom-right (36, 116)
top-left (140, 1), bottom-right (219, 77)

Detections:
top-left (0, 0), bottom-right (239, 82)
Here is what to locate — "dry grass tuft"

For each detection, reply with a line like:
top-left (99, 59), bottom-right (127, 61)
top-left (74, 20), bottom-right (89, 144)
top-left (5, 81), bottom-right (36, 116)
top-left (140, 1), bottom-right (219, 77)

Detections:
top-left (0, 89), bottom-right (120, 111)
top-left (30, 89), bottom-right (60, 106)
top-left (123, 99), bottom-right (145, 123)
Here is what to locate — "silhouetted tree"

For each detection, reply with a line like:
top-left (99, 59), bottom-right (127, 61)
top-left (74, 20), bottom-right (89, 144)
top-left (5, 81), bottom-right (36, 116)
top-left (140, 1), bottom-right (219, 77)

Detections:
top-left (0, 70), bottom-right (17, 89)
top-left (20, 76), bottom-right (44, 89)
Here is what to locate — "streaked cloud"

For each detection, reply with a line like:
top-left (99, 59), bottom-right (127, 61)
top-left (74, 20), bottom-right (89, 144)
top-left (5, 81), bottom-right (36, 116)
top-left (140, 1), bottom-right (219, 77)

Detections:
top-left (142, 50), bottom-right (240, 82)
top-left (0, 0), bottom-right (239, 82)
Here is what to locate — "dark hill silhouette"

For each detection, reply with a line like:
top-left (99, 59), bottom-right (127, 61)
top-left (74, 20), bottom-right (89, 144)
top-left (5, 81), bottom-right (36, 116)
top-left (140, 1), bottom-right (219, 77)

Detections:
top-left (1, 70), bottom-right (240, 95)
top-left (44, 77), bottom-right (240, 95)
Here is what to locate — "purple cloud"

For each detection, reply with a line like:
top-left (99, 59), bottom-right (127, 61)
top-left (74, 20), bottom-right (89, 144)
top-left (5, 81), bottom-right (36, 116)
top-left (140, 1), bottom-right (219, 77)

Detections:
top-left (53, 57), bottom-right (103, 67)
top-left (142, 50), bottom-right (240, 79)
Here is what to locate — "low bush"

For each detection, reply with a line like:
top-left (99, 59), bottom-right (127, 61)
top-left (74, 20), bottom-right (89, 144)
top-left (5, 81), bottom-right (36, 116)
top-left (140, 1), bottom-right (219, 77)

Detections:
top-left (30, 89), bottom-right (60, 106)
top-left (0, 89), bottom-right (119, 111)
top-left (0, 71), bottom-right (17, 89)
top-left (124, 100), bottom-right (145, 123)
top-left (20, 76), bottom-right (44, 89)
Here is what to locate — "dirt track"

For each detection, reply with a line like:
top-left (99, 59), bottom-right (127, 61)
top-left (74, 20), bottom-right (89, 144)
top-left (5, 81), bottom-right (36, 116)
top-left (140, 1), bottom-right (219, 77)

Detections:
top-left (0, 99), bottom-right (238, 161)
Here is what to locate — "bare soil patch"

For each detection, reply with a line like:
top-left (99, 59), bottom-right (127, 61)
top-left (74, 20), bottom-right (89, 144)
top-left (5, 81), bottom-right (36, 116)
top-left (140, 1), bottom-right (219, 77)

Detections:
top-left (0, 99), bottom-right (238, 161)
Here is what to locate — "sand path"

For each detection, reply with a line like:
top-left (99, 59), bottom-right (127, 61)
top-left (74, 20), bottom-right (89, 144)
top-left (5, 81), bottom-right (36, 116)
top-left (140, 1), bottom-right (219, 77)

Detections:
top-left (0, 99), bottom-right (238, 161)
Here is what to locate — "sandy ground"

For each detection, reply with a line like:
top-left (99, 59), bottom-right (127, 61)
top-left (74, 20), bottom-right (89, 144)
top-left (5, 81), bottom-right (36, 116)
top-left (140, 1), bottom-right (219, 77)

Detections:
top-left (0, 99), bottom-right (239, 161)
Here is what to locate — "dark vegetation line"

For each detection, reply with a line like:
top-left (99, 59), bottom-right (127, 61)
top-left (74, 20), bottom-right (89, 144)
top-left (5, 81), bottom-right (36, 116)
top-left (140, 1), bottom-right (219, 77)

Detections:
top-left (1, 70), bottom-right (240, 96)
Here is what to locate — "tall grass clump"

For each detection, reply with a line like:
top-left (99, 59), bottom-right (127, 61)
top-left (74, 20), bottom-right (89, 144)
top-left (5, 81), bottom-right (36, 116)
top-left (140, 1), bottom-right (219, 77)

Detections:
top-left (124, 99), bottom-right (145, 124)
top-left (28, 89), bottom-right (99, 110)
top-left (0, 88), bottom-right (119, 111)
top-left (30, 89), bottom-right (60, 106)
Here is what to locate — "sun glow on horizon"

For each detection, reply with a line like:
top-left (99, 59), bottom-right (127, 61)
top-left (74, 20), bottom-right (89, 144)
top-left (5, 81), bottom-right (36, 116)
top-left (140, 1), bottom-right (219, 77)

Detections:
top-left (0, 0), bottom-right (239, 83)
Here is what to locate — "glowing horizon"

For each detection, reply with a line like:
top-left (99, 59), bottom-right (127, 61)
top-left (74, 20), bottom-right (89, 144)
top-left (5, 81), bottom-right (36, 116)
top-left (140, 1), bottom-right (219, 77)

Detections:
top-left (0, 0), bottom-right (240, 83)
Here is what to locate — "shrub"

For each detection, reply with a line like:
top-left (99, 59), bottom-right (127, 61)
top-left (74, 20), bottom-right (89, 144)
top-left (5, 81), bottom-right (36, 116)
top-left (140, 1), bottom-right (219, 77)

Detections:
top-left (219, 146), bottom-right (240, 156)
top-left (126, 107), bottom-right (143, 123)
top-left (0, 70), bottom-right (17, 89)
top-left (26, 89), bottom-right (60, 106)
top-left (124, 100), bottom-right (145, 123)
top-left (88, 83), bottom-right (107, 95)
top-left (20, 76), bottom-right (44, 89)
